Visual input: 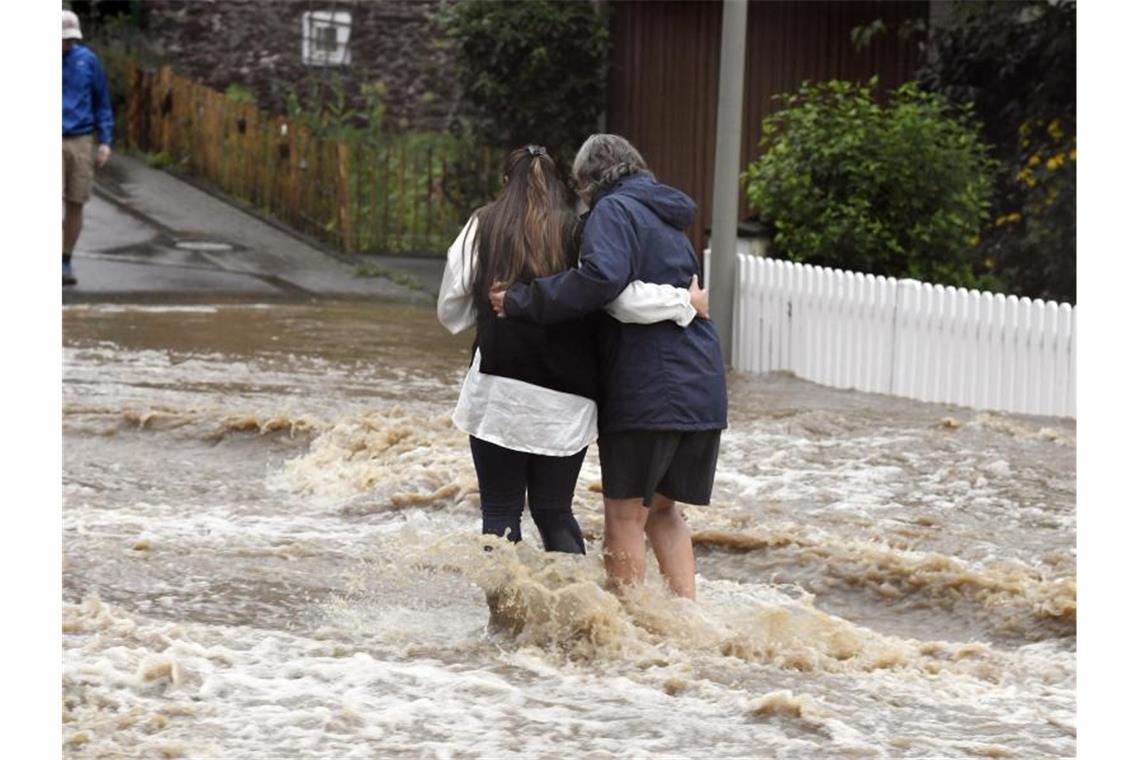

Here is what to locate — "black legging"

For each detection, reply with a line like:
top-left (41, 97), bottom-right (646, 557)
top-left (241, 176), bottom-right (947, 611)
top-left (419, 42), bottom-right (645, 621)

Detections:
top-left (468, 436), bottom-right (587, 554)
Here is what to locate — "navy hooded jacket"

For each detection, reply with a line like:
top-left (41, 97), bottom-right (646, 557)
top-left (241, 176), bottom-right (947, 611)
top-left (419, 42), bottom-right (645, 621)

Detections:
top-left (503, 173), bottom-right (728, 434)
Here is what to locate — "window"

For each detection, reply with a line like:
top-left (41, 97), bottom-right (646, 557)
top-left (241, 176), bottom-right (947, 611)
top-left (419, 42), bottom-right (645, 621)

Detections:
top-left (301, 10), bottom-right (352, 67)
top-left (315, 25), bottom-right (339, 53)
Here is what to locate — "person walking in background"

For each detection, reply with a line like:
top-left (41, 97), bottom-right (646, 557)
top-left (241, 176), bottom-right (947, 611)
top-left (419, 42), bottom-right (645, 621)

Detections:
top-left (62, 9), bottom-right (113, 287)
top-left (439, 144), bottom-right (705, 555)
top-left (491, 134), bottom-right (727, 599)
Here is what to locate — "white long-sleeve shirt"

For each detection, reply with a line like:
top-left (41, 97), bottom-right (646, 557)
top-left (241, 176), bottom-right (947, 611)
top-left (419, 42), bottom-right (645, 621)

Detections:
top-left (438, 216), bottom-right (695, 456)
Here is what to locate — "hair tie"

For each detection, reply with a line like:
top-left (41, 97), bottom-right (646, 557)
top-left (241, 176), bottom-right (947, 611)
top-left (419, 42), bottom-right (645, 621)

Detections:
top-left (527, 145), bottom-right (547, 157)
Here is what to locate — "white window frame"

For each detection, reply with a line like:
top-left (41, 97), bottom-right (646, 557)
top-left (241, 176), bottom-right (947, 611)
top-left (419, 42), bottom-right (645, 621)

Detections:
top-left (301, 10), bottom-right (352, 67)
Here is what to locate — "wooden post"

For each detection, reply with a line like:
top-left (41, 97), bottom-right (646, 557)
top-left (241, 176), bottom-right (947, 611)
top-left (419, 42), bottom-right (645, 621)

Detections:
top-left (286, 119), bottom-right (299, 227)
top-left (426, 146), bottom-right (433, 252)
top-left (158, 66), bottom-right (173, 156)
top-left (243, 104), bottom-right (256, 203)
top-left (188, 82), bottom-right (200, 175)
top-left (125, 59), bottom-right (139, 150)
top-left (299, 126), bottom-right (313, 233)
top-left (411, 150), bottom-right (421, 250)
top-left (398, 140), bottom-right (407, 248)
top-left (336, 140), bottom-right (354, 253)
top-left (221, 95), bottom-right (233, 195)
top-left (211, 90), bottom-right (223, 184)
top-left (382, 143), bottom-right (391, 251)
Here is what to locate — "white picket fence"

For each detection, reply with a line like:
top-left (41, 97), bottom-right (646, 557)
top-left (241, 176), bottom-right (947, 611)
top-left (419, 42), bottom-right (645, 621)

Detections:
top-left (706, 252), bottom-right (1075, 418)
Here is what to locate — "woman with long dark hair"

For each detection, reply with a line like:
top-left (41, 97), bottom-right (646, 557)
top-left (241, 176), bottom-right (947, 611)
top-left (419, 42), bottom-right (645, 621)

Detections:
top-left (438, 145), bottom-right (704, 554)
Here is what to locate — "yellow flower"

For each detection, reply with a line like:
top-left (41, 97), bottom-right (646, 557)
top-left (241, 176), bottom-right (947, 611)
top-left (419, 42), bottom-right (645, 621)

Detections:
top-left (1068, 148), bottom-right (1076, 161)
top-left (1048, 119), bottom-right (1064, 141)
top-left (1046, 155), bottom-right (1064, 171)
top-left (984, 256), bottom-right (995, 269)
top-left (969, 235), bottom-right (981, 248)
top-left (1027, 155), bottom-right (1041, 168)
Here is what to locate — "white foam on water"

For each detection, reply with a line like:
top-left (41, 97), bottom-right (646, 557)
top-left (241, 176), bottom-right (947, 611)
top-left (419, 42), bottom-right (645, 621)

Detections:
top-left (63, 303), bottom-right (1076, 758)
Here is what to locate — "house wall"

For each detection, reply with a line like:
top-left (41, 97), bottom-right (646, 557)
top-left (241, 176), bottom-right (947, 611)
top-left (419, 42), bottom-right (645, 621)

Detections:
top-left (606, 0), bottom-right (930, 252)
top-left (131, 0), bottom-right (462, 132)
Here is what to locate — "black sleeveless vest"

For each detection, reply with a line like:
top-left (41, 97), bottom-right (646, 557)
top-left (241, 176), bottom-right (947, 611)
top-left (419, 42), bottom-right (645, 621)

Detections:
top-left (474, 284), bottom-right (600, 401)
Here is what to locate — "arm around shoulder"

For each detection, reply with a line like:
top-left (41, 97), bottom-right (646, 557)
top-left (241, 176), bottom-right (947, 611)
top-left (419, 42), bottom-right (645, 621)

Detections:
top-left (606, 280), bottom-right (697, 326)
top-left (504, 197), bottom-right (638, 324)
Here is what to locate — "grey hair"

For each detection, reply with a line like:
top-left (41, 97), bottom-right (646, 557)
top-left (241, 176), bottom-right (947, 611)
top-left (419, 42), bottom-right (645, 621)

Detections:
top-left (571, 133), bottom-right (654, 204)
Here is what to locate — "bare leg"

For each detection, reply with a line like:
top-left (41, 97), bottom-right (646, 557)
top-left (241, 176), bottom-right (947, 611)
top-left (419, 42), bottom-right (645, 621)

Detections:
top-left (63, 201), bottom-right (84, 255)
top-left (603, 497), bottom-right (649, 592)
top-left (645, 493), bottom-right (696, 599)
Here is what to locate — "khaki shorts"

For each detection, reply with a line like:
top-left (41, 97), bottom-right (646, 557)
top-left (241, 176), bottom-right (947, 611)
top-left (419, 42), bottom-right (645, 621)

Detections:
top-left (63, 134), bottom-right (96, 204)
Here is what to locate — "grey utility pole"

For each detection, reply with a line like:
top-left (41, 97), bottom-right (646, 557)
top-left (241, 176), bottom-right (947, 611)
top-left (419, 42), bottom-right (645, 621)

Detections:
top-left (708, 0), bottom-right (748, 366)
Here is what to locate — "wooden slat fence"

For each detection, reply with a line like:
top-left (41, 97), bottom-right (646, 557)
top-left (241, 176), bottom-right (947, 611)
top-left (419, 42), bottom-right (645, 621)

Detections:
top-left (709, 252), bottom-right (1076, 418)
top-left (123, 62), bottom-right (497, 255)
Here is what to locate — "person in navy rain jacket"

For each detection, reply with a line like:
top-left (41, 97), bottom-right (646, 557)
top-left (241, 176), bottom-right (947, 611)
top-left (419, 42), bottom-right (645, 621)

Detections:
top-left (62, 9), bottom-right (113, 286)
top-left (490, 134), bottom-right (728, 599)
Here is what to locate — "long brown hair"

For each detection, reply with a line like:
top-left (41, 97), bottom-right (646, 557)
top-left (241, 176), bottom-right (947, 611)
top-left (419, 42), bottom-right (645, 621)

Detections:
top-left (469, 145), bottom-right (576, 307)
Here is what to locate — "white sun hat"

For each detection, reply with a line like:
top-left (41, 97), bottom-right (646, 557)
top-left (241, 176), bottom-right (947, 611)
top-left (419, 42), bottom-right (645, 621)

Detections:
top-left (63, 10), bottom-right (83, 40)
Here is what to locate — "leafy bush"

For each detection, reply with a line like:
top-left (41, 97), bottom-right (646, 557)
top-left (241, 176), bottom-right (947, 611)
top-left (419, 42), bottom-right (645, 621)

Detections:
top-left (916, 0), bottom-right (1075, 302)
top-left (224, 83), bottom-right (257, 106)
top-left (438, 0), bottom-right (609, 164)
top-left (86, 13), bottom-right (147, 147)
top-left (742, 79), bottom-right (999, 288)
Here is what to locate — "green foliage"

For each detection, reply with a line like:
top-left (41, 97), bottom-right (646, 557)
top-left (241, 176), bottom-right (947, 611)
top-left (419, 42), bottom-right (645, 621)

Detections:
top-left (916, 0), bottom-right (1075, 302)
top-left (438, 0), bottom-right (609, 164)
top-left (279, 79), bottom-right (487, 253)
top-left (223, 83), bottom-right (257, 106)
top-left (144, 151), bottom-right (174, 169)
top-left (86, 14), bottom-right (146, 147)
top-left (341, 130), bottom-right (498, 255)
top-left (353, 263), bottom-right (383, 279)
top-left (743, 79), bottom-right (999, 288)
top-left (283, 77), bottom-right (359, 140)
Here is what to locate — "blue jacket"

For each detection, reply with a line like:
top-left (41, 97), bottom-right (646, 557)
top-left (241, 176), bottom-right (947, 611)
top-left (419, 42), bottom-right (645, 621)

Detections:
top-left (504, 174), bottom-right (728, 434)
top-left (63, 45), bottom-right (113, 146)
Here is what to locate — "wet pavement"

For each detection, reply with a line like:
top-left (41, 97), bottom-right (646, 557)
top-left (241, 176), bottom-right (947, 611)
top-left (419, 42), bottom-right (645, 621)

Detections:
top-left (63, 154), bottom-right (444, 304)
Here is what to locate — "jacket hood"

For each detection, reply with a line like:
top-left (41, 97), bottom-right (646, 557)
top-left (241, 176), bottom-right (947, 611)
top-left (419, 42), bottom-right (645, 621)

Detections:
top-left (605, 174), bottom-right (696, 230)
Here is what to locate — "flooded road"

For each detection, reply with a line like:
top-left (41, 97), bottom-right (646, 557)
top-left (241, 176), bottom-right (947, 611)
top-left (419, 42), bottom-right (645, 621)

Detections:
top-left (62, 301), bottom-right (1075, 758)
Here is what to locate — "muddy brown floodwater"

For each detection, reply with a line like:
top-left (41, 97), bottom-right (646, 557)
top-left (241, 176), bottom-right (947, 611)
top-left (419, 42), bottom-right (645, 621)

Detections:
top-left (62, 301), bottom-right (1075, 758)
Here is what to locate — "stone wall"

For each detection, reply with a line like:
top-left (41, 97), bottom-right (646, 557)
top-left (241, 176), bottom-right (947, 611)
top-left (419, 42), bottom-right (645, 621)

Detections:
top-left (134, 0), bottom-right (463, 132)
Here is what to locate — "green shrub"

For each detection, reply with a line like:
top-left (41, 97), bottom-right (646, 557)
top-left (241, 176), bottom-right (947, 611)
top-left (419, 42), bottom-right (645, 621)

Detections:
top-left (743, 79), bottom-right (999, 289)
top-left (916, 0), bottom-right (1075, 302)
top-left (224, 83), bottom-right (257, 106)
top-left (438, 0), bottom-right (609, 164)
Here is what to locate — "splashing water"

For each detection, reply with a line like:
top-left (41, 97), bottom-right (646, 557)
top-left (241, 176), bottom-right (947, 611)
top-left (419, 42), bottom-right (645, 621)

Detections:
top-left (63, 302), bottom-right (1075, 758)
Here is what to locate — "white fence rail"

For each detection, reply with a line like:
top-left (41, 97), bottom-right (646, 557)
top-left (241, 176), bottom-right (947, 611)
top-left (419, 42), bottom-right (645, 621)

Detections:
top-left (706, 252), bottom-right (1075, 418)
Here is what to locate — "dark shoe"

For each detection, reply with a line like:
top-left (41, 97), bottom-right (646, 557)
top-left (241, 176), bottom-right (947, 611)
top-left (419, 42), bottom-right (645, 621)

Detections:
top-left (63, 261), bottom-right (77, 286)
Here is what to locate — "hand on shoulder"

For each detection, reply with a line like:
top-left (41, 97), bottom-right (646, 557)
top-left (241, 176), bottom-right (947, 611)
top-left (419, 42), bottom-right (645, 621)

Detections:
top-left (489, 282), bottom-right (509, 318)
